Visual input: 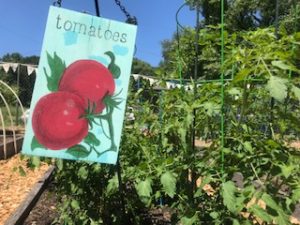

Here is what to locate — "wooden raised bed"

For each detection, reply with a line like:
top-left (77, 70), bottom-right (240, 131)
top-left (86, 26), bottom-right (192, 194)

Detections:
top-left (0, 135), bottom-right (24, 159)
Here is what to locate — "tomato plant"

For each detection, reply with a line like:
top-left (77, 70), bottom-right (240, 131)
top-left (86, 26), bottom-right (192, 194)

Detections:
top-left (47, 26), bottom-right (300, 225)
top-left (32, 91), bottom-right (88, 150)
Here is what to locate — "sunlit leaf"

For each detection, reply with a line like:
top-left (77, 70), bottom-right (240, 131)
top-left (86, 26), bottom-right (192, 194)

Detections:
top-left (266, 76), bottom-right (288, 102)
top-left (107, 174), bottom-right (119, 195)
top-left (222, 181), bottom-right (237, 214)
top-left (249, 205), bottom-right (272, 223)
top-left (136, 179), bottom-right (152, 198)
top-left (160, 171), bottom-right (176, 198)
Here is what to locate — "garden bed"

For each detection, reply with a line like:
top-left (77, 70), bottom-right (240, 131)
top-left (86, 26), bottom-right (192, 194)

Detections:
top-left (0, 154), bottom-right (50, 225)
top-left (0, 135), bottom-right (24, 159)
top-left (2, 141), bottom-right (300, 224)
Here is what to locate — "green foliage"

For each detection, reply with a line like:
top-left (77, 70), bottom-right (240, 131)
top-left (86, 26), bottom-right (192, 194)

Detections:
top-left (131, 57), bottom-right (156, 76)
top-left (49, 15), bottom-right (300, 225)
top-left (0, 52), bottom-right (38, 107)
top-left (160, 171), bottom-right (177, 198)
top-left (0, 84), bottom-right (19, 106)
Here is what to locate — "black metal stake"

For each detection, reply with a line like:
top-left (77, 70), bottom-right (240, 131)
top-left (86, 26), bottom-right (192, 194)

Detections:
top-left (93, 1), bottom-right (127, 223)
top-left (190, 3), bottom-right (201, 201)
top-left (94, 0), bottom-right (100, 17)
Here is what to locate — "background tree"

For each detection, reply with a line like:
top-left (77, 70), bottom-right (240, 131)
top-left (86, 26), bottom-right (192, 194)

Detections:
top-left (131, 57), bottom-right (156, 76)
top-left (185, 0), bottom-right (299, 31)
top-left (158, 0), bottom-right (300, 80)
top-left (0, 52), bottom-right (38, 107)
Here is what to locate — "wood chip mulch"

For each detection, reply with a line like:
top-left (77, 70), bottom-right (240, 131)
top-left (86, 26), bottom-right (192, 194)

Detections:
top-left (0, 154), bottom-right (50, 225)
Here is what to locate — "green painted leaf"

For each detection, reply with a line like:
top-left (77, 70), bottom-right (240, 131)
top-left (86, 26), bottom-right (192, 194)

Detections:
top-left (222, 181), bottom-right (237, 214)
top-left (44, 51), bottom-right (66, 91)
top-left (31, 136), bottom-right (46, 150)
top-left (84, 132), bottom-right (100, 146)
top-left (249, 205), bottom-right (272, 223)
top-left (108, 63), bottom-right (121, 79)
top-left (136, 179), bottom-right (152, 198)
top-left (66, 145), bottom-right (90, 158)
top-left (160, 171), bottom-right (176, 198)
top-left (105, 51), bottom-right (121, 79)
top-left (266, 76), bottom-right (288, 102)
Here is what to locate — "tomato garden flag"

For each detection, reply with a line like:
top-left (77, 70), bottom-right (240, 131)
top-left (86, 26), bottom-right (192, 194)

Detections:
top-left (22, 6), bottom-right (137, 164)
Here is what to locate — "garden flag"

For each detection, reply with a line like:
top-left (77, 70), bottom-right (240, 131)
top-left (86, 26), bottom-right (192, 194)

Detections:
top-left (22, 6), bottom-right (137, 164)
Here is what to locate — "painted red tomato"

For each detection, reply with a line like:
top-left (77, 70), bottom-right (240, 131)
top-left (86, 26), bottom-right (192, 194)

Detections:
top-left (32, 91), bottom-right (88, 150)
top-left (58, 60), bottom-right (115, 114)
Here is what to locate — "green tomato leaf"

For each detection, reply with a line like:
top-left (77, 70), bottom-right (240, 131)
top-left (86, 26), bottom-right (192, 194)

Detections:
top-left (71, 200), bottom-right (80, 210)
top-left (222, 181), bottom-right (237, 214)
top-left (274, 215), bottom-right (290, 225)
top-left (271, 60), bottom-right (297, 71)
top-left (66, 144), bottom-right (90, 158)
top-left (56, 159), bottom-right (63, 171)
top-left (180, 213), bottom-right (199, 225)
top-left (160, 171), bottom-right (176, 198)
top-left (249, 205), bottom-right (272, 223)
top-left (261, 193), bottom-right (290, 225)
top-left (209, 212), bottom-right (219, 219)
top-left (261, 193), bottom-right (279, 210)
top-left (18, 166), bottom-right (26, 177)
top-left (233, 68), bottom-right (251, 82)
top-left (232, 219), bottom-right (241, 225)
top-left (105, 51), bottom-right (121, 79)
top-left (243, 141), bottom-right (253, 153)
top-left (202, 102), bottom-right (221, 117)
top-left (279, 164), bottom-right (295, 179)
top-left (44, 51), bottom-right (66, 92)
top-left (271, 60), bottom-right (290, 70)
top-left (31, 136), bottom-right (46, 150)
top-left (292, 85), bottom-right (300, 102)
top-left (266, 76), bottom-right (288, 102)
top-left (78, 166), bottom-right (89, 180)
top-left (31, 156), bottom-right (40, 168)
top-left (84, 132), bottom-right (100, 146)
top-left (135, 178), bottom-right (152, 198)
top-left (107, 174), bottom-right (119, 195)
top-left (292, 188), bottom-right (300, 203)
